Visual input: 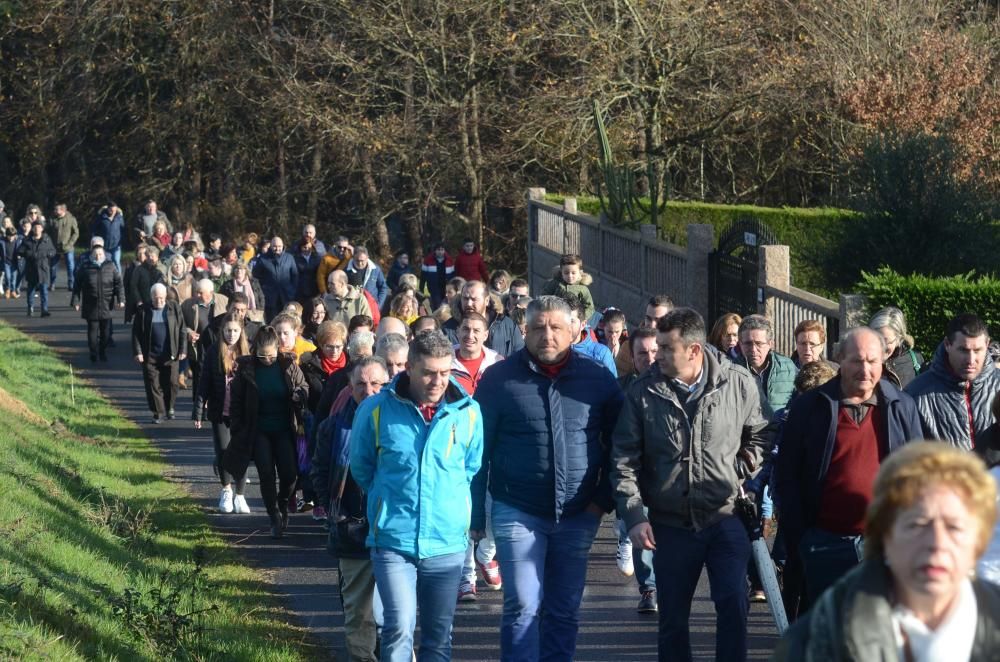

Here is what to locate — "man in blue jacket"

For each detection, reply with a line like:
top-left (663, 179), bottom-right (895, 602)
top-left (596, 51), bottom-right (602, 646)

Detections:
top-left (252, 236), bottom-right (299, 322)
top-left (91, 201), bottom-right (125, 272)
top-left (351, 330), bottom-right (483, 662)
top-left (345, 245), bottom-right (389, 310)
top-left (471, 295), bottom-right (623, 661)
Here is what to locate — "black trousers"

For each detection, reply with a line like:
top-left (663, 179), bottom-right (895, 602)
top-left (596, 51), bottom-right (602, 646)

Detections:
top-left (212, 419), bottom-right (247, 493)
top-left (253, 429), bottom-right (297, 515)
top-left (86, 319), bottom-right (111, 358)
top-left (142, 358), bottom-right (178, 417)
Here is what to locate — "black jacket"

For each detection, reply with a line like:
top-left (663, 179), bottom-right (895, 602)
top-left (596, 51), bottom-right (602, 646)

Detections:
top-left (128, 262), bottom-right (166, 312)
top-left (219, 277), bottom-right (266, 314)
top-left (131, 301), bottom-right (187, 362)
top-left (222, 354), bottom-right (309, 480)
top-left (775, 377), bottom-right (923, 553)
top-left (16, 234), bottom-right (57, 286)
top-left (194, 343), bottom-right (231, 424)
top-left (71, 260), bottom-right (123, 320)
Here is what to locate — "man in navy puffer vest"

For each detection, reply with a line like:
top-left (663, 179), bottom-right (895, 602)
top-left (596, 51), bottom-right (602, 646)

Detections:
top-left (471, 295), bottom-right (623, 661)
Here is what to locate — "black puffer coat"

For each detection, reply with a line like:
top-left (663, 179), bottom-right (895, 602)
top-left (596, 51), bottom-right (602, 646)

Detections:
top-left (71, 259), bottom-right (123, 320)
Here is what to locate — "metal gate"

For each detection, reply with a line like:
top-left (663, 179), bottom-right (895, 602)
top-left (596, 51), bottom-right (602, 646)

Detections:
top-left (708, 218), bottom-right (777, 322)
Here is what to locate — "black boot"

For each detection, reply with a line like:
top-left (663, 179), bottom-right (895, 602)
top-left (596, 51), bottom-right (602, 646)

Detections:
top-left (268, 511), bottom-right (283, 539)
top-left (278, 502), bottom-right (289, 531)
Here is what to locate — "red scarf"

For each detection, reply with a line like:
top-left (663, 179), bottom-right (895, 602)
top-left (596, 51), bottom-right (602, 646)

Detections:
top-left (320, 352), bottom-right (347, 376)
top-left (535, 351), bottom-right (571, 379)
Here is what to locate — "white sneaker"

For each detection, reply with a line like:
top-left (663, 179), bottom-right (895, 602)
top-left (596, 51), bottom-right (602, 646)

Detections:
top-left (218, 488), bottom-right (234, 513)
top-left (233, 494), bottom-right (251, 514)
top-left (616, 537), bottom-right (635, 577)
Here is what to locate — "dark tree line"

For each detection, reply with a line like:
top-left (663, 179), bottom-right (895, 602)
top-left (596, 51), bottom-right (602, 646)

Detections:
top-left (0, 0), bottom-right (996, 268)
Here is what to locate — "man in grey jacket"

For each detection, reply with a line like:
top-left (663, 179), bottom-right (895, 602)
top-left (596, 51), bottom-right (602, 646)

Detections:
top-left (49, 203), bottom-right (79, 291)
top-left (611, 307), bottom-right (770, 662)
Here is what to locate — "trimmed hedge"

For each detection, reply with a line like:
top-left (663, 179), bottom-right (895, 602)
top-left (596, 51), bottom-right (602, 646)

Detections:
top-left (857, 267), bottom-right (1000, 355)
top-left (546, 194), bottom-right (858, 295)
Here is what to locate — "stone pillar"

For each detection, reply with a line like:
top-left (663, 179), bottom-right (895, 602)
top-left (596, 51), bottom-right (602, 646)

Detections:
top-left (563, 197), bottom-right (577, 215)
top-left (757, 245), bottom-right (790, 320)
top-left (840, 293), bottom-right (868, 331)
top-left (526, 187), bottom-right (546, 201)
top-left (639, 224), bottom-right (658, 241)
top-left (685, 224), bottom-right (714, 318)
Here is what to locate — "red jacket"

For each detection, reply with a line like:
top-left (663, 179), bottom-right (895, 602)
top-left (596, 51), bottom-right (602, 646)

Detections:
top-left (455, 249), bottom-right (488, 282)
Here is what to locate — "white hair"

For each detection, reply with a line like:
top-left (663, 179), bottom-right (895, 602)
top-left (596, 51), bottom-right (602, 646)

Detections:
top-left (197, 278), bottom-right (215, 293)
top-left (150, 283), bottom-right (168, 298)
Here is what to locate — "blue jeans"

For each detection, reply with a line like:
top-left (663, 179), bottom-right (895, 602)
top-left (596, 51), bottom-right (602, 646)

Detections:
top-left (491, 500), bottom-right (602, 662)
top-left (3, 263), bottom-right (19, 293)
top-left (26, 282), bottom-right (49, 313)
top-left (50, 250), bottom-right (75, 289)
top-left (372, 548), bottom-right (464, 662)
top-left (651, 517), bottom-right (750, 662)
top-left (110, 246), bottom-right (122, 272)
top-left (618, 516), bottom-right (656, 593)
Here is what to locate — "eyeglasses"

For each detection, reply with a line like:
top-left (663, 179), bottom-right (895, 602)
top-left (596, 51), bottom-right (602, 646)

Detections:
top-left (797, 341), bottom-right (824, 350)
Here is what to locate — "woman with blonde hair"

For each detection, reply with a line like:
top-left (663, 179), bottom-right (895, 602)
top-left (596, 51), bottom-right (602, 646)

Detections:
top-left (166, 254), bottom-right (194, 302)
top-left (870, 306), bottom-right (924, 388)
top-left (775, 441), bottom-right (1000, 660)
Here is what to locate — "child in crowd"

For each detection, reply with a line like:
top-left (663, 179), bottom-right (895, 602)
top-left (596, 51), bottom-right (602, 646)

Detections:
top-left (273, 312), bottom-right (317, 361)
top-left (542, 253), bottom-right (595, 321)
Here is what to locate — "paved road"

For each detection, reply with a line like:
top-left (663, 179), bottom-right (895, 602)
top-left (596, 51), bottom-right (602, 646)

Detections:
top-left (0, 290), bottom-right (780, 660)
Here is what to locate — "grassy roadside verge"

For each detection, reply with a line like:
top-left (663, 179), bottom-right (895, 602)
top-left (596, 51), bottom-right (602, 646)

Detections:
top-left (0, 321), bottom-right (328, 660)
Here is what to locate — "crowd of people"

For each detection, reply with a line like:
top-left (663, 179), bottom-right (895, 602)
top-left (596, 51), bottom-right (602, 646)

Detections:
top-left (5, 196), bottom-right (1000, 661)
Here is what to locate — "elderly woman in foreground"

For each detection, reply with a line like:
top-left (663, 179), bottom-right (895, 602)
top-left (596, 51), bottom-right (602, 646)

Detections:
top-left (774, 441), bottom-right (1000, 660)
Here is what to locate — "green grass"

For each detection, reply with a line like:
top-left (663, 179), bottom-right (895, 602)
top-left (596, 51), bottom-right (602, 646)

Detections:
top-left (0, 321), bottom-right (329, 660)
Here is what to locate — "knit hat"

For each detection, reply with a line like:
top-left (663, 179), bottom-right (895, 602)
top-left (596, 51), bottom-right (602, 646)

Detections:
top-left (90, 236), bottom-right (105, 247)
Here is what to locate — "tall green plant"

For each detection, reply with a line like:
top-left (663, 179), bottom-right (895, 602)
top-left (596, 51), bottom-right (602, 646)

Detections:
top-left (591, 100), bottom-right (669, 230)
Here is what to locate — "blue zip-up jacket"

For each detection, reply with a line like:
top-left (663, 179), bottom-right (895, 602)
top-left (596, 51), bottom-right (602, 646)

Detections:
top-left (572, 330), bottom-right (618, 377)
top-left (350, 373), bottom-right (483, 559)
top-left (470, 348), bottom-right (623, 531)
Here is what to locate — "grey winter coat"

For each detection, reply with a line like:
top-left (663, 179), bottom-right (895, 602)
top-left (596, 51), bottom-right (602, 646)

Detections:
top-left (773, 559), bottom-right (1000, 661)
top-left (50, 212), bottom-right (79, 253)
top-left (611, 350), bottom-right (771, 532)
top-left (905, 342), bottom-right (1000, 450)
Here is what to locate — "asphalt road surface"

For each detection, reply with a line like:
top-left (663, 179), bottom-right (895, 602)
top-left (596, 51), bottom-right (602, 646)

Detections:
top-left (1, 288), bottom-right (780, 660)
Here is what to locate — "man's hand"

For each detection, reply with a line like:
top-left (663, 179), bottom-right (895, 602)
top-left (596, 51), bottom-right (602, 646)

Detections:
top-left (134, 354), bottom-right (144, 363)
top-left (628, 522), bottom-right (656, 550)
top-left (735, 448), bottom-right (756, 479)
top-left (188, 329), bottom-right (200, 342)
top-left (194, 420), bottom-right (202, 429)
top-left (118, 302), bottom-right (125, 309)
top-left (178, 353), bottom-right (187, 362)
top-left (74, 305), bottom-right (80, 312)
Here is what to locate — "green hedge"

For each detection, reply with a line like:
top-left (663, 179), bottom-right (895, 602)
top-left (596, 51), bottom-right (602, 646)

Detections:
top-left (856, 267), bottom-right (1000, 355)
top-left (545, 194), bottom-right (858, 295)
